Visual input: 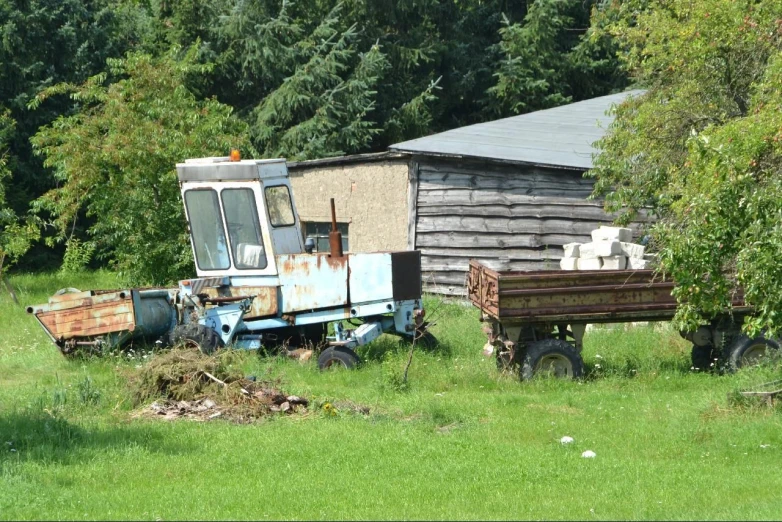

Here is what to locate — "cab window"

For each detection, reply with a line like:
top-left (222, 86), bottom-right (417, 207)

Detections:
top-left (184, 189), bottom-right (230, 270)
top-left (265, 185), bottom-right (295, 227)
top-left (221, 188), bottom-right (267, 269)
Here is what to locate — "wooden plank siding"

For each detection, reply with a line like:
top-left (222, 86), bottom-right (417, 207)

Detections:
top-left (412, 157), bottom-right (636, 296)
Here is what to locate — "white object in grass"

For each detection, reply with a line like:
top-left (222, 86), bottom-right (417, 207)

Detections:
top-left (560, 436), bottom-right (574, 444)
top-left (581, 450), bottom-right (596, 458)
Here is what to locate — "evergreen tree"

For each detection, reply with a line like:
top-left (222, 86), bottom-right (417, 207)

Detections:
top-left (487, 0), bottom-right (628, 116)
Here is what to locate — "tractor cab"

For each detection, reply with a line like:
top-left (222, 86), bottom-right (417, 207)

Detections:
top-left (176, 155), bottom-right (304, 278)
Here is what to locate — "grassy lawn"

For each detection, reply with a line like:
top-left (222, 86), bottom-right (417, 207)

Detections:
top-left (2, 271), bottom-right (782, 520)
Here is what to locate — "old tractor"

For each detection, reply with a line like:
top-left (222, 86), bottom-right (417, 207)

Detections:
top-left (27, 154), bottom-right (426, 368)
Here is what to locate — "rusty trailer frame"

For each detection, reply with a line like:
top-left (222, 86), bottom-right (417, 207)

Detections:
top-left (467, 260), bottom-right (757, 379)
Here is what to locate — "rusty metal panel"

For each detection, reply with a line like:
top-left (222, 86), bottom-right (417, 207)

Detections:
top-left (35, 291), bottom-right (136, 340)
top-left (391, 251), bottom-right (422, 302)
top-left (201, 285), bottom-right (278, 319)
top-left (45, 290), bottom-right (133, 312)
top-left (277, 253), bottom-right (349, 313)
top-left (469, 261), bottom-right (755, 325)
top-left (349, 253), bottom-right (394, 304)
top-left (467, 260), bottom-right (500, 317)
top-left (498, 270), bottom-right (677, 322)
top-left (189, 277), bottom-right (229, 295)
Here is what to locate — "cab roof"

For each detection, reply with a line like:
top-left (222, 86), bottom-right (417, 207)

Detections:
top-left (176, 157), bottom-right (288, 183)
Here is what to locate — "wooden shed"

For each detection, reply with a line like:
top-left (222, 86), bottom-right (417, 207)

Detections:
top-left (390, 90), bottom-right (643, 296)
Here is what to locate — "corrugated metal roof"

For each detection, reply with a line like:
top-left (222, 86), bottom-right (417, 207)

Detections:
top-left (389, 90), bottom-right (644, 170)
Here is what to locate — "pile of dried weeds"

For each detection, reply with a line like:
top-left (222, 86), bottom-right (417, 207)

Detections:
top-left (129, 348), bottom-right (308, 423)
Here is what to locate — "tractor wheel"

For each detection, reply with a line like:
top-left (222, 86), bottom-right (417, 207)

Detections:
top-left (725, 334), bottom-right (780, 372)
top-left (520, 339), bottom-right (584, 380)
top-left (168, 324), bottom-right (224, 355)
top-left (691, 344), bottom-right (718, 372)
top-left (318, 346), bottom-right (360, 370)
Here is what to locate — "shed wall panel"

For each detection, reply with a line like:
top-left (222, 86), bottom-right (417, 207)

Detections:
top-left (288, 160), bottom-right (409, 253)
top-left (413, 157), bottom-right (643, 296)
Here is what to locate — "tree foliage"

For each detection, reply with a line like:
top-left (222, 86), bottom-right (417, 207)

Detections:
top-left (0, 111), bottom-right (39, 274)
top-left (30, 46), bottom-right (251, 284)
top-left (0, 0), bottom-right (628, 282)
top-left (591, 0), bottom-right (782, 333)
top-left (488, 0), bottom-right (627, 116)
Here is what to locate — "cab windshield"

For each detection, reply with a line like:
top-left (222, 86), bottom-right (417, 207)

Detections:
top-left (222, 188), bottom-right (267, 269)
top-left (184, 189), bottom-right (230, 270)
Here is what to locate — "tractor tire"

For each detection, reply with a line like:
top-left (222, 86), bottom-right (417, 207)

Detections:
top-left (725, 334), bottom-right (780, 372)
top-left (520, 339), bottom-right (584, 380)
top-left (168, 324), bottom-right (224, 355)
top-left (318, 346), bottom-right (360, 370)
top-left (691, 344), bottom-right (718, 372)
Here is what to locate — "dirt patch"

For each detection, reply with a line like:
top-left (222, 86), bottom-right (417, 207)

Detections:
top-left (129, 349), bottom-right (308, 423)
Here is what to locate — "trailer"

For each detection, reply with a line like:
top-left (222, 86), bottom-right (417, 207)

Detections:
top-left (467, 260), bottom-right (779, 379)
top-left (27, 154), bottom-right (427, 368)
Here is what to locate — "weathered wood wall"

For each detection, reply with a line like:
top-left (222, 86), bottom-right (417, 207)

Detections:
top-left (411, 156), bottom-right (636, 296)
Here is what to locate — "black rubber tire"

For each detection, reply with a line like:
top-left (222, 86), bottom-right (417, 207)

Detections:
top-left (691, 344), bottom-right (718, 372)
top-left (520, 339), bottom-right (584, 380)
top-left (168, 324), bottom-right (224, 355)
top-left (725, 334), bottom-right (780, 372)
top-left (317, 346), bottom-right (360, 370)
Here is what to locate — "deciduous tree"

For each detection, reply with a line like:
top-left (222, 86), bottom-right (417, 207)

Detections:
top-left (30, 46), bottom-right (251, 285)
top-left (590, 0), bottom-right (782, 333)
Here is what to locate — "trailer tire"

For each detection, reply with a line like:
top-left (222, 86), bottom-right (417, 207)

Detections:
top-left (318, 346), bottom-right (360, 370)
top-left (520, 339), bottom-right (583, 380)
top-left (168, 324), bottom-right (224, 355)
top-left (691, 344), bottom-right (718, 372)
top-left (725, 334), bottom-right (780, 372)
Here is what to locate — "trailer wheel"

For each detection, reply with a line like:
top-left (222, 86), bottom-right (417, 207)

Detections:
top-left (318, 346), bottom-right (360, 370)
top-left (725, 335), bottom-right (780, 371)
top-left (168, 324), bottom-right (224, 355)
top-left (691, 344), bottom-right (718, 372)
top-left (520, 339), bottom-right (583, 380)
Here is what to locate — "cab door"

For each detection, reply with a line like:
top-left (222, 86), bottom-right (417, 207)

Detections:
top-left (262, 181), bottom-right (305, 255)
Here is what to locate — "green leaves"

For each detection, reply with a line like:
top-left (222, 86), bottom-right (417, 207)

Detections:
top-left (592, 0), bottom-right (782, 333)
top-left (487, 0), bottom-right (625, 117)
top-left (0, 110), bottom-right (39, 271)
top-left (30, 46), bottom-right (251, 285)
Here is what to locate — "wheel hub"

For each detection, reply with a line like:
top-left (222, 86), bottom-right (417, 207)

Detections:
top-left (535, 354), bottom-right (574, 378)
top-left (741, 344), bottom-right (768, 366)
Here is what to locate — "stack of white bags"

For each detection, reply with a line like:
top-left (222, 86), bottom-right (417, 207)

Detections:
top-left (559, 226), bottom-right (657, 271)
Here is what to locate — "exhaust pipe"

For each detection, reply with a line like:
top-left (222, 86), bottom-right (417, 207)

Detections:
top-left (328, 197), bottom-right (344, 258)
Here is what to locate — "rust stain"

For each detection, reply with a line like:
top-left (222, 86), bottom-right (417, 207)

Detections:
top-left (34, 289), bottom-right (137, 341)
top-left (325, 253), bottom-right (347, 270)
top-left (201, 285), bottom-right (278, 319)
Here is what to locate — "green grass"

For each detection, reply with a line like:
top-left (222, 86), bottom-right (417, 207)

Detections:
top-left (3, 271), bottom-right (782, 520)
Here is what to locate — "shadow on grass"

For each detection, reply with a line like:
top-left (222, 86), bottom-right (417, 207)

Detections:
top-left (358, 334), bottom-right (453, 363)
top-left (0, 411), bottom-right (195, 468)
